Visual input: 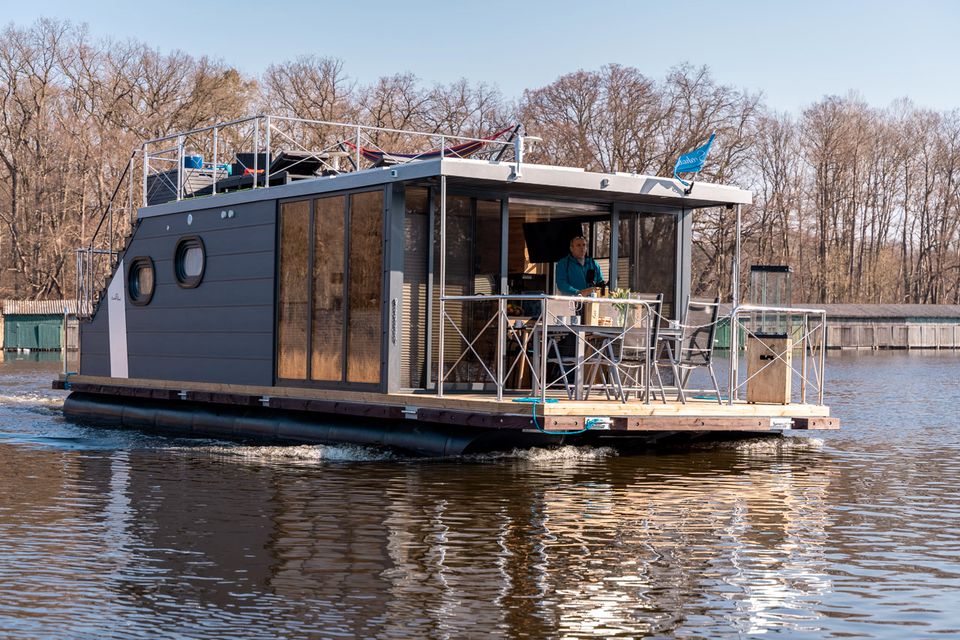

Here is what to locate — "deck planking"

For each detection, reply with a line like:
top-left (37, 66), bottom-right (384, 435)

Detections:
top-left (59, 374), bottom-right (837, 432)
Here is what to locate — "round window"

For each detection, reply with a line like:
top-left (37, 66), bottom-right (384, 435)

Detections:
top-left (174, 236), bottom-right (205, 288)
top-left (128, 257), bottom-right (155, 305)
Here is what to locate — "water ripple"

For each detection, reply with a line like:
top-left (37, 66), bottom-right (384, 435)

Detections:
top-left (1, 353), bottom-right (959, 637)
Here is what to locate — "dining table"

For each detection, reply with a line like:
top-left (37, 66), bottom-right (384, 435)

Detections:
top-left (526, 321), bottom-right (682, 401)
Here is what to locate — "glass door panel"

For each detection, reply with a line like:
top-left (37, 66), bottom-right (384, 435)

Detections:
top-left (311, 195), bottom-right (346, 381)
top-left (277, 200), bottom-right (310, 380)
top-left (346, 190), bottom-right (384, 384)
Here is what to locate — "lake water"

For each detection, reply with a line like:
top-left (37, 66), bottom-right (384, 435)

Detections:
top-left (1, 351), bottom-right (958, 639)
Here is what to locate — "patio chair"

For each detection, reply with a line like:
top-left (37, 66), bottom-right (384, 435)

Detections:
top-left (541, 298), bottom-right (578, 399)
top-left (665, 297), bottom-right (723, 404)
top-left (542, 298), bottom-right (610, 399)
top-left (585, 295), bottom-right (665, 403)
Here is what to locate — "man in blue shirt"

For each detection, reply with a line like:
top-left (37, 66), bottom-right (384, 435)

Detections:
top-left (555, 236), bottom-right (603, 295)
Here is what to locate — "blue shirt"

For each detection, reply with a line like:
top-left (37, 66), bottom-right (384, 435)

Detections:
top-left (555, 254), bottom-right (603, 295)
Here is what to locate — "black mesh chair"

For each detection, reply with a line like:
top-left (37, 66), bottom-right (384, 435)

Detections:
top-left (666, 297), bottom-right (722, 404)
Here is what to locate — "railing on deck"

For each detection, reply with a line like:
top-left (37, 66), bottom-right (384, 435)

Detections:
top-left (436, 296), bottom-right (829, 407)
top-left (437, 294), bottom-right (658, 403)
top-left (727, 304), bottom-right (828, 406)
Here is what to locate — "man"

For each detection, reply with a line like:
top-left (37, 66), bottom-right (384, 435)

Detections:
top-left (555, 235), bottom-right (603, 295)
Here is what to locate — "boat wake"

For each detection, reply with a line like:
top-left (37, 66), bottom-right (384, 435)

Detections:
top-left (175, 442), bottom-right (620, 466)
top-left (462, 444), bottom-right (619, 464)
top-left (692, 434), bottom-right (825, 453)
top-left (181, 443), bottom-right (399, 465)
top-left (0, 392), bottom-right (64, 408)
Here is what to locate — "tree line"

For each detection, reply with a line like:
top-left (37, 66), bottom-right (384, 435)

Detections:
top-left (1, 19), bottom-right (958, 304)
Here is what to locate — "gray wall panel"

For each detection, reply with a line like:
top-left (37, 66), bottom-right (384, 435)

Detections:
top-left (124, 306), bottom-right (275, 333)
top-left (79, 310), bottom-right (111, 376)
top-left (116, 199), bottom-right (277, 385)
top-left (126, 354), bottom-right (272, 386)
top-left (126, 331), bottom-right (274, 360)
top-left (146, 277), bottom-right (275, 308)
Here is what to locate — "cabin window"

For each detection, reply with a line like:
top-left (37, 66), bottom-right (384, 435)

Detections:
top-left (127, 257), bottom-right (155, 306)
top-left (620, 211), bottom-right (678, 319)
top-left (346, 190), bottom-right (384, 383)
top-left (174, 236), bottom-right (205, 288)
top-left (277, 200), bottom-right (310, 379)
top-left (311, 195), bottom-right (346, 382)
top-left (401, 187), bottom-right (430, 389)
top-left (430, 194), bottom-right (503, 384)
top-left (277, 189), bottom-right (384, 386)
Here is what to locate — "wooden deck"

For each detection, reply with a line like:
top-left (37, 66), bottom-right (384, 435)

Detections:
top-left (56, 375), bottom-right (839, 433)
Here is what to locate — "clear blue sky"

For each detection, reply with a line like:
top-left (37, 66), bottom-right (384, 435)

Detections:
top-left (4, 0), bottom-right (958, 114)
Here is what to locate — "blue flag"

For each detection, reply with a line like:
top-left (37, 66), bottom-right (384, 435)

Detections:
top-left (673, 133), bottom-right (715, 186)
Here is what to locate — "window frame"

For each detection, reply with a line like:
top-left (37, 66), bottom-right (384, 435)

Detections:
top-left (127, 256), bottom-right (156, 306)
top-left (275, 187), bottom-right (387, 390)
top-left (173, 235), bottom-right (206, 289)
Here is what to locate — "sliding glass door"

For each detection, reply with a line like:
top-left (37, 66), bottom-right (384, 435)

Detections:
top-left (277, 189), bottom-right (384, 387)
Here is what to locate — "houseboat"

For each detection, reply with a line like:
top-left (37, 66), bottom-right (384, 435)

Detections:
top-left (56, 116), bottom-right (839, 455)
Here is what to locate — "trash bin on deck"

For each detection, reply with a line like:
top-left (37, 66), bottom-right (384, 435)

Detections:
top-left (745, 333), bottom-right (792, 404)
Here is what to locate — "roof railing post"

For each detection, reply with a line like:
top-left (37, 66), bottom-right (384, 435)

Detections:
top-left (514, 135), bottom-right (524, 178)
top-left (142, 145), bottom-right (149, 207)
top-left (176, 135), bottom-right (184, 201)
top-left (212, 126), bottom-right (218, 196)
top-left (127, 153), bottom-right (134, 226)
top-left (355, 126), bottom-right (361, 171)
top-left (265, 115), bottom-right (271, 189)
top-left (253, 117), bottom-right (260, 189)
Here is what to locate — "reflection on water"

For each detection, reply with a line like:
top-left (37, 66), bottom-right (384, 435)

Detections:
top-left (0, 352), bottom-right (959, 638)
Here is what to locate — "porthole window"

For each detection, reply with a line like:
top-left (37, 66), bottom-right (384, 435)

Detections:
top-left (174, 236), bottom-right (205, 288)
top-left (128, 257), bottom-right (155, 305)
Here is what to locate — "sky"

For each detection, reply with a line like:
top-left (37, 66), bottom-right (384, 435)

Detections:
top-left (3, 0), bottom-right (958, 114)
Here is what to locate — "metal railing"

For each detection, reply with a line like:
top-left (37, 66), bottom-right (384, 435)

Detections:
top-left (437, 294), bottom-right (657, 403)
top-left (726, 304), bottom-right (828, 406)
top-left (436, 296), bottom-right (830, 407)
top-left (141, 115), bottom-right (532, 206)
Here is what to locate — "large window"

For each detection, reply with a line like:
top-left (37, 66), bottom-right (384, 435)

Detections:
top-left (311, 196), bottom-right (345, 381)
top-left (401, 187), bottom-right (430, 389)
top-left (346, 191), bottom-right (384, 384)
top-left (277, 190), bottom-right (384, 386)
top-left (430, 194), bottom-right (502, 384)
top-left (277, 201), bottom-right (310, 379)
top-left (621, 211), bottom-right (678, 319)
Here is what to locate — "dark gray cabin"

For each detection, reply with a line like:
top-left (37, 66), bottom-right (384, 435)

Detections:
top-left (78, 156), bottom-right (752, 395)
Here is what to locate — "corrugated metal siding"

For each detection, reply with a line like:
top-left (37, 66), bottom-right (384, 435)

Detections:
top-left (809, 303), bottom-right (960, 320)
top-left (2, 300), bottom-right (78, 315)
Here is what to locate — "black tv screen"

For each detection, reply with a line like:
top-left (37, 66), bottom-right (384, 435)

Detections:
top-left (522, 220), bottom-right (584, 263)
